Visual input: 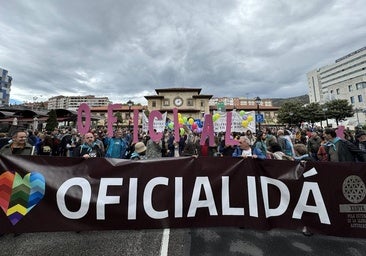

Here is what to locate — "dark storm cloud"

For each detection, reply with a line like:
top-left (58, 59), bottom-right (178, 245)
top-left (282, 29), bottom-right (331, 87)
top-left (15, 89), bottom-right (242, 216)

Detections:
top-left (1, 0), bottom-right (365, 104)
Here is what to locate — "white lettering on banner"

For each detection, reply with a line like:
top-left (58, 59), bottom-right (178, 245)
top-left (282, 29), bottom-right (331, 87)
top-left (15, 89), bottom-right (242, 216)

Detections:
top-left (97, 178), bottom-right (123, 220)
top-left (144, 177), bottom-right (169, 219)
top-left (128, 178), bottom-right (138, 220)
top-left (187, 177), bottom-right (218, 217)
top-left (57, 177), bottom-right (91, 219)
top-left (222, 176), bottom-right (244, 215)
top-left (292, 181), bottom-right (330, 224)
top-left (55, 172), bottom-right (330, 224)
top-left (175, 177), bottom-right (183, 218)
top-left (261, 177), bottom-right (290, 218)
top-left (247, 176), bottom-right (258, 217)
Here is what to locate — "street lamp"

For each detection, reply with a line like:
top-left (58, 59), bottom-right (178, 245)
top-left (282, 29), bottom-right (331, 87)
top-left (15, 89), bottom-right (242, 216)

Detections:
top-left (355, 108), bottom-right (361, 126)
top-left (254, 96), bottom-right (262, 132)
top-left (289, 112), bottom-right (293, 127)
top-left (322, 107), bottom-right (329, 127)
top-left (127, 100), bottom-right (133, 130)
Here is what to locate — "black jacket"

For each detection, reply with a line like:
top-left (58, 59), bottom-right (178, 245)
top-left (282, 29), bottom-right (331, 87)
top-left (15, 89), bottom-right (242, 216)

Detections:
top-left (74, 143), bottom-right (104, 158)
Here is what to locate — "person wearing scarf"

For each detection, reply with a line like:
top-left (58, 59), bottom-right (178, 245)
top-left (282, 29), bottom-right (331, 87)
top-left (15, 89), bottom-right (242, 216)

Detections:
top-left (74, 132), bottom-right (104, 159)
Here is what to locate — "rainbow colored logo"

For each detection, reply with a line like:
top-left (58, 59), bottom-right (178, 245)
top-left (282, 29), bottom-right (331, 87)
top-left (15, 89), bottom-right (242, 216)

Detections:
top-left (0, 171), bottom-right (45, 225)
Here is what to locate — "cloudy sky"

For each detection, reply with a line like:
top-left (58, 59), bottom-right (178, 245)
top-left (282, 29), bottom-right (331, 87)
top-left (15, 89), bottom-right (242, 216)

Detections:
top-left (1, 0), bottom-right (365, 104)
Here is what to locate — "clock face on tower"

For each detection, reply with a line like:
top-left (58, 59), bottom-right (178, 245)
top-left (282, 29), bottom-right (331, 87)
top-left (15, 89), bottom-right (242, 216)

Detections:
top-left (173, 97), bottom-right (183, 107)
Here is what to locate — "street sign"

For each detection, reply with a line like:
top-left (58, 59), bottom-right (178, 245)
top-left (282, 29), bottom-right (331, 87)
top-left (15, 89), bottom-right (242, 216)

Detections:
top-left (217, 102), bottom-right (225, 112)
top-left (256, 114), bottom-right (264, 123)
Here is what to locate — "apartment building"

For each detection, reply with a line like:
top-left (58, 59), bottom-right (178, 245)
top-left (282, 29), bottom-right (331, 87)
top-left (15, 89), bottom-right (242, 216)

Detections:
top-left (307, 46), bottom-right (366, 125)
top-left (48, 95), bottom-right (111, 110)
top-left (0, 68), bottom-right (12, 106)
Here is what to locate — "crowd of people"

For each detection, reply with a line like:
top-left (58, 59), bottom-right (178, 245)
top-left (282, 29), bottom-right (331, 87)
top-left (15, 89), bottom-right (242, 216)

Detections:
top-left (1, 125), bottom-right (365, 239)
top-left (0, 125), bottom-right (366, 162)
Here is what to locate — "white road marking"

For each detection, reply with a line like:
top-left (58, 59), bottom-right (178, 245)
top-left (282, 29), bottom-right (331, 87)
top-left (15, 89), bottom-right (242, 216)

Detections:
top-left (160, 228), bottom-right (170, 256)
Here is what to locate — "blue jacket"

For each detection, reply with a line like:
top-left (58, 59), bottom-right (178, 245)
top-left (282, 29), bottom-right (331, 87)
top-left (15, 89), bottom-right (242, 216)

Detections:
top-left (232, 146), bottom-right (266, 159)
top-left (105, 137), bottom-right (128, 159)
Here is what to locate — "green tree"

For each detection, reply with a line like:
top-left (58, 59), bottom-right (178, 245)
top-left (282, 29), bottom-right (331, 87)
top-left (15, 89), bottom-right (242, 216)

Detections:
top-left (45, 109), bottom-right (58, 131)
top-left (40, 102), bottom-right (46, 110)
top-left (114, 111), bottom-right (123, 128)
top-left (324, 99), bottom-right (354, 126)
top-left (302, 102), bottom-right (324, 125)
top-left (277, 101), bottom-right (303, 127)
top-left (144, 109), bottom-right (150, 117)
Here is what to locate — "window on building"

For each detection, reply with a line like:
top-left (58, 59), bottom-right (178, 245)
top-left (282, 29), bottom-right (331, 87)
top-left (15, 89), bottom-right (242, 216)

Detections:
top-left (163, 99), bottom-right (170, 106)
top-left (264, 101), bottom-right (271, 106)
top-left (152, 101), bottom-right (156, 108)
top-left (187, 99), bottom-right (193, 106)
top-left (350, 96), bottom-right (355, 104)
top-left (358, 95), bottom-right (363, 103)
top-left (200, 101), bottom-right (204, 107)
top-left (348, 85), bottom-right (353, 92)
top-left (356, 82), bottom-right (366, 89)
top-left (336, 89), bottom-right (340, 95)
top-left (330, 90), bottom-right (333, 94)
top-left (240, 100), bottom-right (247, 105)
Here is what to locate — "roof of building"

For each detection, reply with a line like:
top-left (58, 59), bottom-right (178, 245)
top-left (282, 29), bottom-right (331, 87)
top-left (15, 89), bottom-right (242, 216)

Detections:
top-left (155, 88), bottom-right (202, 94)
top-left (90, 105), bottom-right (145, 111)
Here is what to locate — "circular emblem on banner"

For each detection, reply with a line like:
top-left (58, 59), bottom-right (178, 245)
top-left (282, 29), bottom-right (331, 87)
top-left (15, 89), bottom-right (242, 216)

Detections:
top-left (342, 175), bottom-right (366, 203)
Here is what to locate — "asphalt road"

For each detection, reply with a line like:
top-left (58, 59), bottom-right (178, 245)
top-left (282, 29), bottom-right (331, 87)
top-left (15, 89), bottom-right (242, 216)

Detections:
top-left (1, 228), bottom-right (366, 256)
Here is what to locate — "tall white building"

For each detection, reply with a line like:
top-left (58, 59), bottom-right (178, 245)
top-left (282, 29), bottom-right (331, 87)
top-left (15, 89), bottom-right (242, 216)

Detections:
top-left (0, 68), bottom-right (12, 106)
top-left (307, 46), bottom-right (366, 126)
top-left (48, 95), bottom-right (111, 110)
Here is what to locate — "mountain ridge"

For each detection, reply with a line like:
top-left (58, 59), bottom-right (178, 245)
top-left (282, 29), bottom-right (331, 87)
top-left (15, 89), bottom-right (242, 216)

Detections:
top-left (271, 95), bottom-right (309, 107)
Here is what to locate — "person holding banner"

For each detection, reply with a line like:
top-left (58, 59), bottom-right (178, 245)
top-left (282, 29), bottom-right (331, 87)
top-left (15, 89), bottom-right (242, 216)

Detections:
top-left (74, 132), bottom-right (104, 159)
top-left (218, 133), bottom-right (236, 156)
top-left (105, 129), bottom-right (129, 159)
top-left (0, 130), bottom-right (35, 155)
top-left (130, 141), bottom-right (147, 160)
top-left (232, 136), bottom-right (266, 159)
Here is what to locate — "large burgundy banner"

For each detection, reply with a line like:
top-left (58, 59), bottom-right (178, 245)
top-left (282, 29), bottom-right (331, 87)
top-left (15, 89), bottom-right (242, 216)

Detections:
top-left (0, 155), bottom-right (365, 238)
